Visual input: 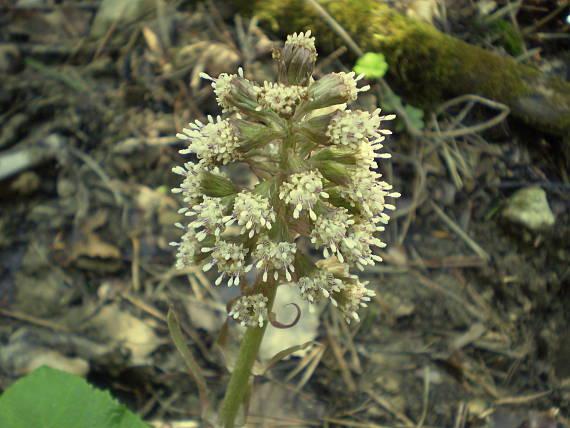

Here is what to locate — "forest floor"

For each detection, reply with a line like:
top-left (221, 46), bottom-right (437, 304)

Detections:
top-left (1, 1), bottom-right (569, 427)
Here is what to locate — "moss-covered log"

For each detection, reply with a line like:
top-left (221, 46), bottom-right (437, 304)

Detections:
top-left (231, 0), bottom-right (570, 140)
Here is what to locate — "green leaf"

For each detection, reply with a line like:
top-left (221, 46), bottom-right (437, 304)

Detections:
top-left (0, 366), bottom-right (149, 428)
top-left (353, 52), bottom-right (388, 79)
top-left (382, 92), bottom-right (424, 132)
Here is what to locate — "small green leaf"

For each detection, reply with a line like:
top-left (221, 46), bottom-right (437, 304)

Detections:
top-left (402, 104), bottom-right (425, 132)
top-left (0, 366), bottom-right (149, 428)
top-left (353, 52), bottom-right (388, 79)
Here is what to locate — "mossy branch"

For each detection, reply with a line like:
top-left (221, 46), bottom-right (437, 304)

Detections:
top-left (232, 0), bottom-right (570, 141)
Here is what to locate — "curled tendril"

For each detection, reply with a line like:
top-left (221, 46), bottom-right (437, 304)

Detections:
top-left (268, 303), bottom-right (301, 329)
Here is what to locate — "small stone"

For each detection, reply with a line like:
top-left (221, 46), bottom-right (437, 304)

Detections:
top-left (502, 186), bottom-right (555, 231)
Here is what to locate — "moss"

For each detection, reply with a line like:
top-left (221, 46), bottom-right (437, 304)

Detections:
top-left (235, 0), bottom-right (570, 138)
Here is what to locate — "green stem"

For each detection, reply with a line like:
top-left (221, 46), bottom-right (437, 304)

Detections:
top-left (219, 282), bottom-right (278, 428)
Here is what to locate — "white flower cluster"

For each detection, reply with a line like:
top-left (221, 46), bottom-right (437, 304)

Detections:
top-left (171, 161), bottom-right (206, 208)
top-left (310, 208), bottom-right (354, 262)
top-left (336, 279), bottom-right (376, 323)
top-left (285, 30), bottom-right (316, 56)
top-left (177, 115), bottom-right (240, 165)
top-left (172, 31), bottom-right (399, 327)
top-left (170, 223), bottom-right (199, 270)
top-left (298, 270), bottom-right (343, 305)
top-left (224, 192), bottom-right (276, 238)
top-left (228, 294), bottom-right (269, 328)
top-left (199, 68), bottom-right (244, 112)
top-left (279, 170), bottom-right (329, 220)
top-left (342, 168), bottom-right (400, 223)
top-left (257, 82), bottom-right (308, 118)
top-left (252, 239), bottom-right (296, 282)
top-left (187, 196), bottom-right (227, 241)
top-left (202, 240), bottom-right (252, 286)
top-left (334, 72), bottom-right (370, 102)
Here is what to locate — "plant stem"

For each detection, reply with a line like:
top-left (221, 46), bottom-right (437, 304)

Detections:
top-left (219, 282), bottom-right (278, 428)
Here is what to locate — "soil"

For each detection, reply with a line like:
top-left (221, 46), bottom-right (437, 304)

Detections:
top-left (1, 1), bottom-right (569, 427)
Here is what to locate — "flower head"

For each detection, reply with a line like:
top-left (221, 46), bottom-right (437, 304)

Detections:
top-left (252, 238), bottom-right (296, 282)
top-left (200, 68), bottom-right (260, 114)
top-left (276, 30), bottom-right (317, 85)
top-left (187, 196), bottom-right (227, 241)
top-left (341, 168), bottom-right (400, 223)
top-left (228, 294), bottom-right (269, 327)
top-left (173, 32), bottom-right (399, 325)
top-left (310, 207), bottom-right (354, 262)
top-left (256, 82), bottom-right (308, 118)
top-left (334, 278), bottom-right (376, 323)
top-left (279, 170), bottom-right (329, 220)
top-left (297, 269), bottom-right (345, 305)
top-left (305, 72), bottom-right (370, 111)
top-left (177, 115), bottom-right (241, 166)
top-left (224, 191), bottom-right (276, 238)
top-left (201, 239), bottom-right (252, 286)
top-left (170, 223), bottom-right (200, 270)
top-left (171, 161), bottom-right (207, 208)
top-left (341, 222), bottom-right (387, 270)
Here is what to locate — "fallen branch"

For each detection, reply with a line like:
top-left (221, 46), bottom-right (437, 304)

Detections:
top-left (232, 0), bottom-right (570, 141)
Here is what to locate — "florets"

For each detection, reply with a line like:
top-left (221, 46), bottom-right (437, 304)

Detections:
top-left (173, 32), bottom-right (399, 325)
top-left (279, 170), bottom-right (329, 220)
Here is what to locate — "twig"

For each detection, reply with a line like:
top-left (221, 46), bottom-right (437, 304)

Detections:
top-left (303, 0), bottom-right (363, 56)
top-left (66, 144), bottom-right (124, 205)
top-left (522, 0), bottom-right (569, 35)
top-left (428, 200), bottom-right (490, 261)
top-left (0, 308), bottom-right (69, 332)
top-left (417, 366), bottom-right (430, 428)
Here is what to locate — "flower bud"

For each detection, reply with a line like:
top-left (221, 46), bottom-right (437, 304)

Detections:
top-left (303, 72), bottom-right (370, 113)
top-left (331, 278), bottom-right (375, 323)
top-left (200, 68), bottom-right (261, 115)
top-left (311, 147), bottom-right (356, 165)
top-left (313, 160), bottom-right (352, 186)
top-left (200, 171), bottom-right (237, 197)
top-left (296, 112), bottom-right (335, 145)
top-left (274, 30), bottom-right (317, 86)
top-left (233, 119), bottom-right (281, 154)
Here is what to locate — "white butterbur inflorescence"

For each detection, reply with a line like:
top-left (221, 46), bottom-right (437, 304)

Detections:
top-left (171, 31), bottom-right (399, 327)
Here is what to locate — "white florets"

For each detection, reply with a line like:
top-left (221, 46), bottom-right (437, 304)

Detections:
top-left (336, 279), bottom-right (376, 323)
top-left (200, 68), bottom-right (245, 112)
top-left (228, 294), bottom-right (269, 328)
top-left (342, 168), bottom-right (400, 223)
top-left (310, 208), bottom-right (354, 263)
top-left (170, 223), bottom-right (200, 270)
top-left (224, 192), bottom-right (276, 238)
top-left (341, 222), bottom-right (387, 270)
top-left (252, 239), bottom-right (297, 282)
top-left (201, 239), bottom-right (251, 286)
top-left (279, 170), bottom-right (329, 220)
top-left (257, 82), bottom-right (308, 118)
top-left (285, 30), bottom-right (317, 55)
top-left (171, 161), bottom-right (206, 207)
top-left (333, 72), bottom-right (370, 102)
top-left (297, 269), bottom-right (344, 305)
top-left (326, 109), bottom-right (393, 149)
top-left (177, 115), bottom-right (240, 165)
top-left (187, 196), bottom-right (227, 241)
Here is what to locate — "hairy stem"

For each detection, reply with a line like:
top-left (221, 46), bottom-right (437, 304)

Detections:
top-left (219, 282), bottom-right (278, 428)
